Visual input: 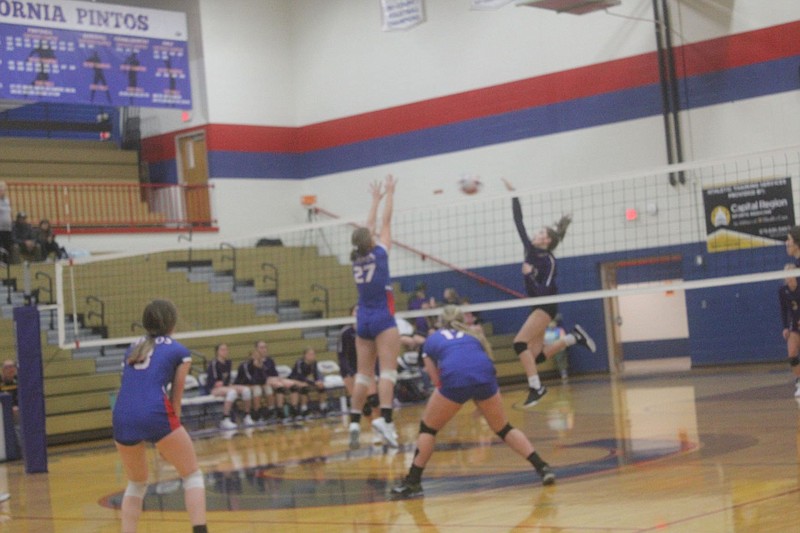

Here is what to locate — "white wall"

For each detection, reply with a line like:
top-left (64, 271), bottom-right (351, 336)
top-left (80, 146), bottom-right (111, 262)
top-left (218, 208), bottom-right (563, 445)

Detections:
top-left (71, 0), bottom-right (800, 254)
top-left (198, 0), bottom-right (295, 126)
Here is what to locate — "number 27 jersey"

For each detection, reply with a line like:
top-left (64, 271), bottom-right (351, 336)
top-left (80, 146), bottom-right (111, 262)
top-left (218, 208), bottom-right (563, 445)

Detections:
top-left (352, 243), bottom-right (394, 312)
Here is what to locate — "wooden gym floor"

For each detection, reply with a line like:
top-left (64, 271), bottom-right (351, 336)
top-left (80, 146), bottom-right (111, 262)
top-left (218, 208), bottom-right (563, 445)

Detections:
top-left (1, 363), bottom-right (799, 532)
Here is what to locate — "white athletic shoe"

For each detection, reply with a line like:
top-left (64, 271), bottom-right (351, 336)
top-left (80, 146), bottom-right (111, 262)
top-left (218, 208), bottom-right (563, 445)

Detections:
top-left (794, 379), bottom-right (800, 398)
top-left (372, 418), bottom-right (399, 448)
top-left (243, 414), bottom-right (255, 427)
top-left (349, 422), bottom-right (361, 450)
top-left (219, 417), bottom-right (238, 430)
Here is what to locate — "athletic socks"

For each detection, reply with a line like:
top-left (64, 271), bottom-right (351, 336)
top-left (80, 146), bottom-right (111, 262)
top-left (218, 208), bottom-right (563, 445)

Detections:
top-left (527, 451), bottom-right (547, 471)
top-left (527, 375), bottom-right (542, 390)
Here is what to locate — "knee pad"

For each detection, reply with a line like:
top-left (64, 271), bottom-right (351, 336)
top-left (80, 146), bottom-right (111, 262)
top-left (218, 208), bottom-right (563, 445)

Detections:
top-left (251, 386), bottom-right (263, 398)
top-left (275, 387), bottom-right (287, 395)
top-left (419, 420), bottom-right (438, 436)
top-left (289, 385), bottom-right (299, 393)
top-left (513, 342), bottom-right (528, 356)
top-left (496, 423), bottom-right (513, 441)
top-left (241, 387), bottom-right (252, 400)
top-left (379, 369), bottom-right (398, 385)
top-left (182, 469), bottom-right (204, 490)
top-left (362, 403), bottom-right (373, 417)
top-left (124, 480), bottom-right (148, 499)
top-left (367, 394), bottom-right (380, 408)
top-left (225, 389), bottom-right (238, 403)
top-left (265, 385), bottom-right (274, 395)
top-left (355, 373), bottom-right (374, 387)
top-left (535, 352), bottom-right (546, 364)
top-left (299, 386), bottom-right (310, 395)
top-left (790, 356), bottom-right (800, 367)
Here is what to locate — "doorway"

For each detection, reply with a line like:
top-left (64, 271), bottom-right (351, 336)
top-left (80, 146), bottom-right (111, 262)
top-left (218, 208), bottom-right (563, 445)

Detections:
top-left (176, 131), bottom-right (212, 226)
top-left (601, 255), bottom-right (691, 376)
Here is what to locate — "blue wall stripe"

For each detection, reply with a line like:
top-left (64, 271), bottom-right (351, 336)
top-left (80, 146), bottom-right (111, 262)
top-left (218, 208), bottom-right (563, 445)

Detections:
top-left (203, 55), bottom-right (799, 180)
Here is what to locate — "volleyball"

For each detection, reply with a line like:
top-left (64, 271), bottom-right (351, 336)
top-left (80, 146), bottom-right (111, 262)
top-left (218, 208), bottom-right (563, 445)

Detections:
top-left (458, 174), bottom-right (482, 195)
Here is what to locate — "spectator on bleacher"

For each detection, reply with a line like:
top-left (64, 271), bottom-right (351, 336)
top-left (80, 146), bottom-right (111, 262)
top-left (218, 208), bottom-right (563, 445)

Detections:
top-left (254, 339), bottom-right (302, 423)
top-left (0, 182), bottom-right (13, 263)
top-left (11, 212), bottom-right (41, 263)
top-left (0, 359), bottom-right (18, 422)
top-left (206, 343), bottom-right (255, 429)
top-left (234, 348), bottom-right (273, 424)
top-left (442, 287), bottom-right (460, 306)
top-left (289, 347), bottom-right (328, 419)
top-left (407, 282), bottom-right (435, 335)
top-left (35, 219), bottom-right (67, 261)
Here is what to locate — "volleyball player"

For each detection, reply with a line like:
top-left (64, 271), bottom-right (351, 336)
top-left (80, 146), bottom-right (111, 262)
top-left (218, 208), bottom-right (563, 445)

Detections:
top-left (206, 343), bottom-right (254, 429)
top-left (392, 305), bottom-right (555, 498)
top-left (112, 300), bottom-right (208, 533)
top-left (502, 178), bottom-right (596, 408)
top-left (348, 175), bottom-right (402, 449)
top-left (779, 263), bottom-right (800, 397)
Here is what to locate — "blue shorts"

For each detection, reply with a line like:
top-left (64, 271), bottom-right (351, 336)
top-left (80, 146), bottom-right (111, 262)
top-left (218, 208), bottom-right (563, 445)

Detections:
top-left (439, 381), bottom-right (498, 404)
top-left (112, 403), bottom-right (181, 446)
top-left (357, 309), bottom-right (396, 340)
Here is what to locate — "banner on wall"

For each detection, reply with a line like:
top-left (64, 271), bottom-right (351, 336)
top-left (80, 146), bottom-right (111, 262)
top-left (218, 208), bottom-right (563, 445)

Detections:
top-left (703, 177), bottom-right (795, 252)
top-left (470, 0), bottom-right (515, 9)
top-left (0, 0), bottom-right (191, 108)
top-left (381, 0), bottom-right (425, 31)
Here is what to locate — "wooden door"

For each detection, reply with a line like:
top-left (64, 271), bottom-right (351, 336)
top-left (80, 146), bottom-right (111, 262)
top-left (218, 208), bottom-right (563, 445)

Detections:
top-left (177, 133), bottom-right (211, 226)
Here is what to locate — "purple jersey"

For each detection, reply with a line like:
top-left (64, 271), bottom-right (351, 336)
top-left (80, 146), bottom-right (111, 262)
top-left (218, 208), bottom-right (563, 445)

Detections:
top-left (112, 336), bottom-right (191, 444)
top-left (512, 197), bottom-right (557, 297)
top-left (422, 329), bottom-right (496, 389)
top-left (353, 243), bottom-right (395, 313)
top-left (779, 284), bottom-right (800, 331)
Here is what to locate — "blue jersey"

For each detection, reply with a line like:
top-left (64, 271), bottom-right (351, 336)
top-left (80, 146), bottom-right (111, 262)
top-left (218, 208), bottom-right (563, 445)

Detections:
top-left (353, 243), bottom-right (395, 313)
top-left (112, 336), bottom-right (191, 444)
top-left (422, 329), bottom-right (496, 389)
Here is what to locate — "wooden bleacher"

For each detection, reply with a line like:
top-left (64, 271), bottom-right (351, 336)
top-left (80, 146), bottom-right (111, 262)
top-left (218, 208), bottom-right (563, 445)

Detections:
top-left (0, 137), bottom-right (139, 181)
top-left (0, 137), bottom-right (166, 228)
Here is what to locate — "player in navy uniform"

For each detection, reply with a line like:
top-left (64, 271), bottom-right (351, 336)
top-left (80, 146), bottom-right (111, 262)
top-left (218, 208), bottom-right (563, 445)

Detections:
top-left (289, 347), bottom-right (328, 418)
top-left (234, 348), bottom-right (274, 422)
top-left (779, 263), bottom-right (800, 397)
top-left (392, 305), bottom-right (555, 498)
top-left (502, 178), bottom-right (596, 408)
top-left (253, 340), bottom-right (296, 422)
top-left (206, 343), bottom-right (254, 429)
top-left (348, 175), bottom-right (402, 449)
top-left (112, 300), bottom-right (208, 533)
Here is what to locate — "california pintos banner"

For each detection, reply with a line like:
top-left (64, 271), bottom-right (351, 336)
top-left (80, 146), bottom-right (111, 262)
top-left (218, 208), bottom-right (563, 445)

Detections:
top-left (0, 0), bottom-right (191, 108)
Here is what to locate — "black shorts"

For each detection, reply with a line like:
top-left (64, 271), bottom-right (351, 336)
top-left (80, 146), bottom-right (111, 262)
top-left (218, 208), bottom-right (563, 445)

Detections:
top-left (531, 303), bottom-right (558, 320)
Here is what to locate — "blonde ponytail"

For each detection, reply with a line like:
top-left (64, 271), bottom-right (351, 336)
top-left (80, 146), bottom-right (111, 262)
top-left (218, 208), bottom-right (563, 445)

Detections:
top-left (439, 305), bottom-right (494, 360)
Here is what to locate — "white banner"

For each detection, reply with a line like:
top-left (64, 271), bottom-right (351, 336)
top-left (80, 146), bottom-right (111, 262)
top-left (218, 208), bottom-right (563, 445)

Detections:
top-left (381, 0), bottom-right (425, 32)
top-left (0, 0), bottom-right (187, 41)
top-left (470, 0), bottom-right (515, 10)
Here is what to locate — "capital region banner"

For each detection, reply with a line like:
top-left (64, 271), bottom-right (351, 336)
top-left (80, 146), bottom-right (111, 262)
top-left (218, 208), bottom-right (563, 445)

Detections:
top-left (0, 0), bottom-right (191, 109)
top-left (703, 177), bottom-right (795, 252)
